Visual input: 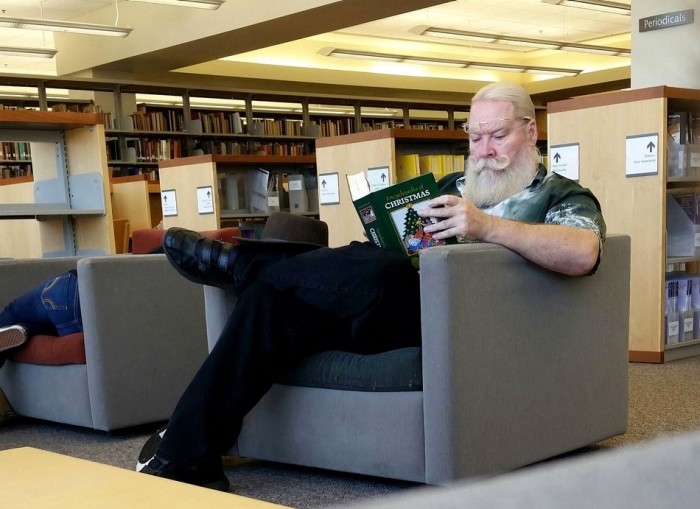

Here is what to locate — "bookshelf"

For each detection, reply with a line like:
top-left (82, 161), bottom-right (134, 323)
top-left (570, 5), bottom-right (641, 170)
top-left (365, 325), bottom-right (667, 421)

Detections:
top-left (315, 128), bottom-right (468, 247)
top-left (0, 110), bottom-right (115, 258)
top-left (548, 86), bottom-right (700, 363)
top-left (158, 154), bottom-right (317, 233)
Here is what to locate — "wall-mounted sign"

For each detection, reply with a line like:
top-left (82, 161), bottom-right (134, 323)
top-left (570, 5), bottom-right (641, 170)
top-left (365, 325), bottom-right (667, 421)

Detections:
top-left (626, 133), bottom-right (659, 177)
top-left (367, 166), bottom-right (390, 192)
top-left (549, 143), bottom-right (580, 181)
top-left (639, 10), bottom-right (694, 32)
top-left (197, 186), bottom-right (214, 215)
top-left (161, 189), bottom-right (178, 217)
top-left (318, 172), bottom-right (340, 205)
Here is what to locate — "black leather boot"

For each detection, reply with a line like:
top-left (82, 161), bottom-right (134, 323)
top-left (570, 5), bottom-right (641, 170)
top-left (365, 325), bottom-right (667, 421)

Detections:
top-left (163, 228), bottom-right (238, 288)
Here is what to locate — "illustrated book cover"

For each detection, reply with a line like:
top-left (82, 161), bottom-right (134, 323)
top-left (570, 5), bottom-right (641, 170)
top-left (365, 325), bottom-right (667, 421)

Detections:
top-left (347, 171), bottom-right (453, 257)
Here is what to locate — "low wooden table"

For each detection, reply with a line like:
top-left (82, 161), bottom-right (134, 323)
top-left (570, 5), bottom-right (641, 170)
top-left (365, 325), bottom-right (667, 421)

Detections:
top-left (1, 447), bottom-right (290, 508)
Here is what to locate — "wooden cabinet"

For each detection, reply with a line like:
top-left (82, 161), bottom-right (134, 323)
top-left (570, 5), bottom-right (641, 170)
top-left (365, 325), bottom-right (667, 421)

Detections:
top-left (0, 110), bottom-right (114, 258)
top-left (548, 86), bottom-right (700, 363)
top-left (315, 128), bottom-right (467, 247)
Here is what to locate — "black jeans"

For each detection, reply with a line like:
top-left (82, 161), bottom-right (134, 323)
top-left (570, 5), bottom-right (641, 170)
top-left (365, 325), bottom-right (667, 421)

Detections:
top-left (157, 241), bottom-right (421, 472)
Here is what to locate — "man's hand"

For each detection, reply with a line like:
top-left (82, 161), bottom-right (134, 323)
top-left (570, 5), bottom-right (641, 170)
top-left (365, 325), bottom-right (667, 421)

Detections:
top-left (418, 195), bottom-right (493, 241)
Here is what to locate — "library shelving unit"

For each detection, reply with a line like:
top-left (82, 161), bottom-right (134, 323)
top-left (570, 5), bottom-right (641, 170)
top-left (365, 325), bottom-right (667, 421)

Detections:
top-left (110, 174), bottom-right (163, 231)
top-left (315, 128), bottom-right (468, 247)
top-left (158, 154), bottom-right (317, 232)
top-left (0, 110), bottom-right (115, 258)
top-left (547, 86), bottom-right (700, 363)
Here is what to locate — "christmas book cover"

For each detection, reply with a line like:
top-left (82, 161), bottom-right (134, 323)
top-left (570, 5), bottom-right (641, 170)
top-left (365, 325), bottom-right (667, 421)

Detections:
top-left (347, 171), bottom-right (452, 257)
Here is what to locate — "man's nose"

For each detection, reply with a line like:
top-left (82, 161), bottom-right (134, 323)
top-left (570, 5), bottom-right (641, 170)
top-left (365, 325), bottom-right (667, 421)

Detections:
top-left (473, 137), bottom-right (497, 159)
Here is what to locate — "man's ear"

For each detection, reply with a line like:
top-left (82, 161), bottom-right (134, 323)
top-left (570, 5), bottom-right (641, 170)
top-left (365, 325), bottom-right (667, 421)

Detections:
top-left (527, 119), bottom-right (538, 144)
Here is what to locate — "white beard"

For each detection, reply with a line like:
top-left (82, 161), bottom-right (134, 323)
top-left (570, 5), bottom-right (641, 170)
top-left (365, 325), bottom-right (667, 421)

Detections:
top-left (460, 147), bottom-right (540, 207)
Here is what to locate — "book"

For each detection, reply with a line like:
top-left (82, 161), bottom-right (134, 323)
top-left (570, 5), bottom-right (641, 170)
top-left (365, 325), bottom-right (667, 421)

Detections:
top-left (347, 171), bottom-right (453, 257)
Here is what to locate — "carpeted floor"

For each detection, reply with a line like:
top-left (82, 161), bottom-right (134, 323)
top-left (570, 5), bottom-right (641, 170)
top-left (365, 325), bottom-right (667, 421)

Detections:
top-left (1, 356), bottom-right (699, 508)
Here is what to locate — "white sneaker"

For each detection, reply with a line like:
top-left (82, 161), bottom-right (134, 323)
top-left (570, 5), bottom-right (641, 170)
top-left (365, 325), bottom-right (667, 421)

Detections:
top-left (0, 325), bottom-right (27, 354)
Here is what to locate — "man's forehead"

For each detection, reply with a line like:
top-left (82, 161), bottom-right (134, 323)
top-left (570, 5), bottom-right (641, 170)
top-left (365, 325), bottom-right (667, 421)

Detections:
top-left (469, 100), bottom-right (515, 124)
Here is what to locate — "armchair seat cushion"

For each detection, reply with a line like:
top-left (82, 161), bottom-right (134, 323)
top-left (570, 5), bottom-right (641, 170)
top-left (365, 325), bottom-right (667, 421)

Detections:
top-left (276, 347), bottom-right (422, 392)
top-left (9, 333), bottom-right (86, 365)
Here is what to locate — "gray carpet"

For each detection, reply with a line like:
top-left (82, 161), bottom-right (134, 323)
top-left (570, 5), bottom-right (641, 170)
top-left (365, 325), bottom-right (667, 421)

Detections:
top-left (1, 356), bottom-right (699, 508)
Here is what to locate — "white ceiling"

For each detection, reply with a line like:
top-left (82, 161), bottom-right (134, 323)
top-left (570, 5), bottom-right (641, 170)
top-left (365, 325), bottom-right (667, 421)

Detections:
top-left (0, 0), bottom-right (632, 96)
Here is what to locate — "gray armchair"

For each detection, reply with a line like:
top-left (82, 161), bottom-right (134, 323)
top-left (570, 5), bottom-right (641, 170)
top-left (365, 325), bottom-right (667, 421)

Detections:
top-left (0, 255), bottom-right (208, 431)
top-left (203, 235), bottom-right (631, 484)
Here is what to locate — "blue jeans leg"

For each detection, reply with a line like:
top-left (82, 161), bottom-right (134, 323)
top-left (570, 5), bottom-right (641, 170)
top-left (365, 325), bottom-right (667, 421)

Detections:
top-left (0, 271), bottom-right (82, 337)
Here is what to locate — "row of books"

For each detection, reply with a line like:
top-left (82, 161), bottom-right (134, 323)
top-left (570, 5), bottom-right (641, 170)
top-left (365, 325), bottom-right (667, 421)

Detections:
top-left (0, 142), bottom-right (31, 161)
top-left (198, 140), bottom-right (308, 156)
top-left (0, 165), bottom-right (32, 179)
top-left (109, 166), bottom-right (159, 181)
top-left (125, 108), bottom-right (183, 132)
top-left (123, 139), bottom-right (184, 162)
top-left (395, 153), bottom-right (465, 183)
top-left (665, 274), bottom-right (700, 345)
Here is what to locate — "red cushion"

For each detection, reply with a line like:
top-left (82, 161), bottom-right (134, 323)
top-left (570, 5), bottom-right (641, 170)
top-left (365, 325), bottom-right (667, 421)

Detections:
top-left (131, 227), bottom-right (242, 254)
top-left (9, 333), bottom-right (86, 365)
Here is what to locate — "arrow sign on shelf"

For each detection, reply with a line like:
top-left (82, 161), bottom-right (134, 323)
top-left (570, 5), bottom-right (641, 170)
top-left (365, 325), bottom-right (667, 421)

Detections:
top-left (549, 143), bottom-right (580, 181)
top-left (626, 133), bottom-right (659, 177)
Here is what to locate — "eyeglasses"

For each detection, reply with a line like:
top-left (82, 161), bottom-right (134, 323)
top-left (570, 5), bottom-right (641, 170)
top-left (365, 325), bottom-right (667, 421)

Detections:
top-left (461, 117), bottom-right (532, 135)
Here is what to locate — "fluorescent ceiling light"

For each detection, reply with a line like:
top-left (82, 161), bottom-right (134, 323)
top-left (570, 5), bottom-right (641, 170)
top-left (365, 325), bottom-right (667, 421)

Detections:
top-left (0, 46), bottom-right (57, 58)
top-left (542, 0), bottom-right (630, 15)
top-left (127, 0), bottom-right (225, 9)
top-left (0, 17), bottom-right (132, 37)
top-left (325, 49), bottom-right (582, 77)
top-left (419, 27), bottom-right (630, 57)
top-left (329, 50), bottom-right (401, 62)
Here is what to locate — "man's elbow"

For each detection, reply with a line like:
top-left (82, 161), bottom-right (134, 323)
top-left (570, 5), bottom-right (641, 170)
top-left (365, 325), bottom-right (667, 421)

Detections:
top-left (568, 235), bottom-right (601, 276)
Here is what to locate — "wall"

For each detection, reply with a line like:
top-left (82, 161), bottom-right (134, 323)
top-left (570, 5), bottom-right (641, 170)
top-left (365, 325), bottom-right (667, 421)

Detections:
top-left (632, 0), bottom-right (700, 89)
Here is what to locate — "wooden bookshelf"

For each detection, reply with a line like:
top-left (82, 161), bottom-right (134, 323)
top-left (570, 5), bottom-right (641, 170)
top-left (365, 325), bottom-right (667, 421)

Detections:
top-left (0, 110), bottom-right (114, 258)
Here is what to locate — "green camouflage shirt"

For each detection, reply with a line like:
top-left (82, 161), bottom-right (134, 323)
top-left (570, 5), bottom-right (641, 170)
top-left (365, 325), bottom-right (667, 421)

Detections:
top-left (438, 164), bottom-right (606, 241)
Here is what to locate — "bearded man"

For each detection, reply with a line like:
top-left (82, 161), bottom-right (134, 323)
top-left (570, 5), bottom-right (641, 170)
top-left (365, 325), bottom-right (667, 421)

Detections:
top-left (136, 82), bottom-right (605, 491)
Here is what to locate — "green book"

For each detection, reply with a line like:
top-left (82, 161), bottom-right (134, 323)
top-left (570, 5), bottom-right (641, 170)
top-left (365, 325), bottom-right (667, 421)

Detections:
top-left (347, 171), bottom-right (453, 257)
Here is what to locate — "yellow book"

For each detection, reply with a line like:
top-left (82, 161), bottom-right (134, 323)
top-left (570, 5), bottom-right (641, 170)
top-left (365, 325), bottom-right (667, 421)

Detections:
top-left (396, 153), bottom-right (420, 182)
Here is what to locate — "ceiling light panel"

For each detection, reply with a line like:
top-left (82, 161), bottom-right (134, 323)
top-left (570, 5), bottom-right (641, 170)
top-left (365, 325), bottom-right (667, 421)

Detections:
top-left (0, 46), bottom-right (57, 58)
top-left (127, 0), bottom-right (225, 9)
top-left (418, 27), bottom-right (629, 57)
top-left (326, 48), bottom-right (582, 77)
top-left (0, 17), bottom-right (132, 37)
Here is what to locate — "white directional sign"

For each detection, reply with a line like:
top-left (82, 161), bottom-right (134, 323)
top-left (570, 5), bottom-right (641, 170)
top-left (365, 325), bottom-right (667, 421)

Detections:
top-left (549, 143), bottom-right (580, 181)
top-left (367, 166), bottom-right (391, 192)
top-left (197, 186), bottom-right (214, 214)
top-left (161, 189), bottom-right (178, 217)
top-left (626, 133), bottom-right (659, 177)
top-left (318, 172), bottom-right (340, 205)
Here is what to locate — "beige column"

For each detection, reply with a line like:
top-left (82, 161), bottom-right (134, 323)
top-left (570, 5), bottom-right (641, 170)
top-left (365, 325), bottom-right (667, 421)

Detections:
top-left (631, 0), bottom-right (700, 89)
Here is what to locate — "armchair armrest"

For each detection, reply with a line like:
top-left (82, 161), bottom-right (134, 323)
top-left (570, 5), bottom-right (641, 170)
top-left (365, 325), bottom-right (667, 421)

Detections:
top-left (77, 254), bottom-right (209, 430)
top-left (0, 257), bottom-right (80, 307)
top-left (419, 235), bottom-right (631, 483)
